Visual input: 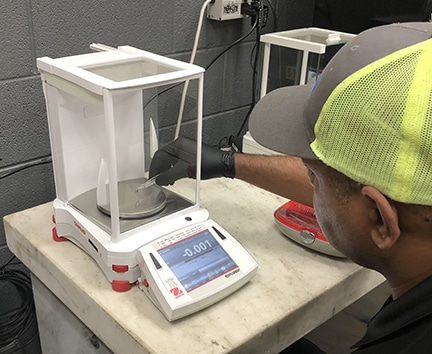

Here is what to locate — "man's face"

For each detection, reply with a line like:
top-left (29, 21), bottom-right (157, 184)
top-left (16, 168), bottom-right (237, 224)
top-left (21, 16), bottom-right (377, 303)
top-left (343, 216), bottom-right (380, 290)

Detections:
top-left (302, 159), bottom-right (374, 265)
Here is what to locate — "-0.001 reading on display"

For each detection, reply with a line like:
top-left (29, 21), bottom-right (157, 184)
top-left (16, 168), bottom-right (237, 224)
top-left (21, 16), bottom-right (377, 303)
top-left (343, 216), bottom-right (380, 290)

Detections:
top-left (183, 240), bottom-right (212, 257)
top-left (158, 229), bottom-right (237, 292)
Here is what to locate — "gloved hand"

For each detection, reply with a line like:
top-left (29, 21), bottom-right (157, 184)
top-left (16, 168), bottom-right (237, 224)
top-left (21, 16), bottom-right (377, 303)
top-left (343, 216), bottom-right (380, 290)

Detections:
top-left (149, 137), bottom-right (235, 186)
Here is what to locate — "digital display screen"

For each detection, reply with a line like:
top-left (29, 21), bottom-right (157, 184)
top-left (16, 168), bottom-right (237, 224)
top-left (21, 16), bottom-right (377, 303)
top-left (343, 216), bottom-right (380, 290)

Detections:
top-left (158, 230), bottom-right (238, 292)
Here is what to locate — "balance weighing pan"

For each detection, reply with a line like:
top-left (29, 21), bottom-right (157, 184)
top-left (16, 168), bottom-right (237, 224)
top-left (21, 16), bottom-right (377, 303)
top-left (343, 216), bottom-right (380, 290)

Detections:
top-left (97, 179), bottom-right (167, 219)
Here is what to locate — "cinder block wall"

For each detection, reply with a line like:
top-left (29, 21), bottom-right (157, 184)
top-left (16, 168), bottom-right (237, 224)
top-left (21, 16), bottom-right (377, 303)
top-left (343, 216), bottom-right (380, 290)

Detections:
top-left (0, 0), bottom-right (314, 264)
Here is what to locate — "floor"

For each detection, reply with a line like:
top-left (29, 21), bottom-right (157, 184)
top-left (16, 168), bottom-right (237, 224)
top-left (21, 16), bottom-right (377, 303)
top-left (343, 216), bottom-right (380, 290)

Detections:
top-left (303, 281), bottom-right (391, 353)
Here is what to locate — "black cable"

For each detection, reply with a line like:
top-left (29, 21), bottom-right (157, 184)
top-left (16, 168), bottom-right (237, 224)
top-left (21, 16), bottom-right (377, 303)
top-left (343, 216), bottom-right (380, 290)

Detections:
top-left (265, 0), bottom-right (278, 31)
top-left (235, 1), bottom-right (263, 138)
top-left (204, 21), bottom-right (258, 70)
top-left (143, 18), bottom-right (259, 112)
top-left (252, 0), bottom-right (263, 104)
top-left (0, 155), bottom-right (52, 180)
top-left (143, 82), bottom-right (183, 110)
top-left (0, 256), bottom-right (38, 349)
top-left (1, 255), bottom-right (16, 269)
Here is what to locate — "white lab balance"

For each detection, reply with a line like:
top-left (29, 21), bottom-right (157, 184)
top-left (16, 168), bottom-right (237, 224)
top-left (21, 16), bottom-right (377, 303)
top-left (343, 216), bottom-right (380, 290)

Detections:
top-left (37, 44), bottom-right (257, 320)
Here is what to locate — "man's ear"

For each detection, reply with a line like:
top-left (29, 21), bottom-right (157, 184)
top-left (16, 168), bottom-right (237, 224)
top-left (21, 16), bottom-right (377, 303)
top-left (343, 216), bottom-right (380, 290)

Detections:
top-left (361, 186), bottom-right (401, 250)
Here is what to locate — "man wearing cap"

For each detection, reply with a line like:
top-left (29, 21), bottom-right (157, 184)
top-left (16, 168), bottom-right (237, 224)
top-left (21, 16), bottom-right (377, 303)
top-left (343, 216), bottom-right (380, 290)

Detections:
top-left (149, 22), bottom-right (432, 352)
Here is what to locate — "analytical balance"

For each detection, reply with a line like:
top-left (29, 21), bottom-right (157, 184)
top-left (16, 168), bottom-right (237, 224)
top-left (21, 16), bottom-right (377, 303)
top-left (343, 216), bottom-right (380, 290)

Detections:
top-left (274, 201), bottom-right (344, 258)
top-left (37, 44), bottom-right (257, 319)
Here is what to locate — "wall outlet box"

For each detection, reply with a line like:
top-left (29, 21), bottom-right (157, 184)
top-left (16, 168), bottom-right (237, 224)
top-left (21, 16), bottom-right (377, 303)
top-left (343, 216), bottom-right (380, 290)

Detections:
top-left (207, 0), bottom-right (248, 21)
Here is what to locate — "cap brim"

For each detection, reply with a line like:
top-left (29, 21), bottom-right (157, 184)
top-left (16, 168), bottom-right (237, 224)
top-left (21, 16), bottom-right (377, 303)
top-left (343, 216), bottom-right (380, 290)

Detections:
top-left (249, 84), bottom-right (318, 159)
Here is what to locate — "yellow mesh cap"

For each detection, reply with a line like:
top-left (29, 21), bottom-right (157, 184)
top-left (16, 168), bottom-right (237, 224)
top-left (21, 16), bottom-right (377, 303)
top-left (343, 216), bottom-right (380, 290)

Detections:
top-left (311, 39), bottom-right (432, 205)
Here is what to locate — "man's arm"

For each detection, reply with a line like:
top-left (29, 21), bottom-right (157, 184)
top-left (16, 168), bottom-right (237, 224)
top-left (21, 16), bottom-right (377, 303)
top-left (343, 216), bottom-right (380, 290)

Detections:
top-left (149, 137), bottom-right (313, 207)
top-left (234, 154), bottom-right (313, 207)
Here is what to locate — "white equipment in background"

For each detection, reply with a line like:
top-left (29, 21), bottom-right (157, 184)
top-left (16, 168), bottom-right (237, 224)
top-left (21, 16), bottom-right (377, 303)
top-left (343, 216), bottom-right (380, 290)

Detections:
top-left (243, 27), bottom-right (355, 155)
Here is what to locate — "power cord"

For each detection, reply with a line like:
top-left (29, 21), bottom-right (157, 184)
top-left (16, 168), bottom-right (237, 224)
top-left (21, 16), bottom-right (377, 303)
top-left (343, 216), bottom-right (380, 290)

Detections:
top-left (0, 155), bottom-right (52, 180)
top-left (204, 20), bottom-right (258, 69)
top-left (266, 0), bottom-right (278, 31)
top-left (233, 0), bottom-right (264, 140)
top-left (143, 3), bottom-right (260, 113)
top-left (0, 256), bottom-right (39, 350)
top-left (111, 0), bottom-right (270, 151)
top-left (218, 0), bottom-right (280, 152)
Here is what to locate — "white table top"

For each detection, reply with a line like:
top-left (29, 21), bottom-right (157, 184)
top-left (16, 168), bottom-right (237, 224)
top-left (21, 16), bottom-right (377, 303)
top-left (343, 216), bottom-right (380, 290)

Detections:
top-left (4, 178), bottom-right (384, 354)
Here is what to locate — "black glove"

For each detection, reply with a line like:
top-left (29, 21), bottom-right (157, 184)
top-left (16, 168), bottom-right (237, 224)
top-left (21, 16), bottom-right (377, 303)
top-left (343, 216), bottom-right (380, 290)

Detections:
top-left (149, 137), bottom-right (235, 186)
